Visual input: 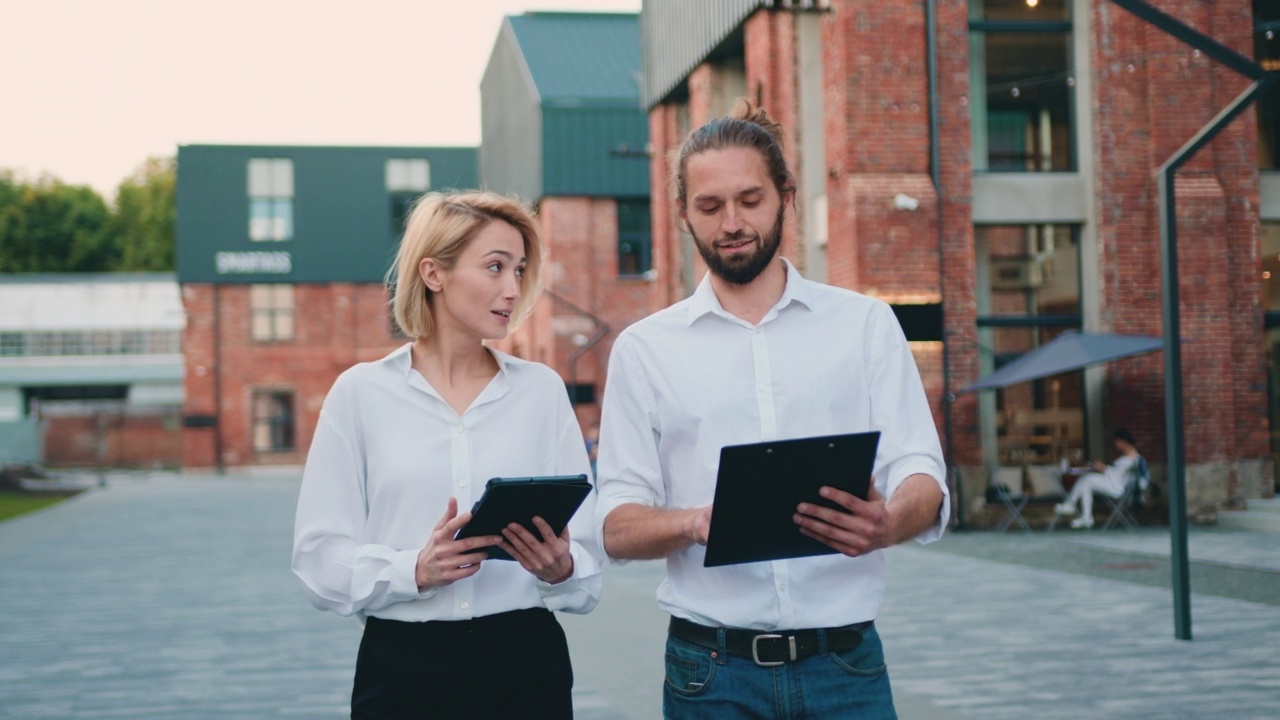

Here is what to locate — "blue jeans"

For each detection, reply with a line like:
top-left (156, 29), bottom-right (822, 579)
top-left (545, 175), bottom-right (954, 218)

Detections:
top-left (662, 624), bottom-right (896, 719)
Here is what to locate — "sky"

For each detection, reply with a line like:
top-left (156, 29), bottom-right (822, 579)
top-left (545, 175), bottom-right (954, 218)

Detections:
top-left (0, 0), bottom-right (640, 199)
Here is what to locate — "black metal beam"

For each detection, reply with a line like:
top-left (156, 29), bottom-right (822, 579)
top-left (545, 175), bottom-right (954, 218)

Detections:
top-left (1110, 0), bottom-right (1266, 80)
top-left (1107, 0), bottom-right (1278, 642)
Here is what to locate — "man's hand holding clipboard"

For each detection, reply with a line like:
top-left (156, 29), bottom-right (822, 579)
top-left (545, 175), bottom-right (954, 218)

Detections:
top-left (702, 432), bottom-right (880, 567)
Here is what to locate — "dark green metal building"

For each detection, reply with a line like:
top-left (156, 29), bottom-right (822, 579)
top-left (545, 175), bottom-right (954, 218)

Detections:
top-left (480, 12), bottom-right (649, 200)
top-left (176, 145), bottom-right (477, 284)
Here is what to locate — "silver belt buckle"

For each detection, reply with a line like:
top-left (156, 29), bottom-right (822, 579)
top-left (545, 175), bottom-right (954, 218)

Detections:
top-left (751, 634), bottom-right (796, 667)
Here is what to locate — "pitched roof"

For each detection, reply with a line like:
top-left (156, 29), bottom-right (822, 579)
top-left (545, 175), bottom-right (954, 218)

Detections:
top-left (506, 12), bottom-right (641, 104)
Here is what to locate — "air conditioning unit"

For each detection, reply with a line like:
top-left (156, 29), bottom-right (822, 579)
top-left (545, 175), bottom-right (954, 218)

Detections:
top-left (990, 258), bottom-right (1044, 290)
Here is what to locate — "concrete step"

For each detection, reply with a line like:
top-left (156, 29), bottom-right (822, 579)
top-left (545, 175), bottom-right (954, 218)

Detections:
top-left (1243, 498), bottom-right (1280, 514)
top-left (1218, 498), bottom-right (1280, 532)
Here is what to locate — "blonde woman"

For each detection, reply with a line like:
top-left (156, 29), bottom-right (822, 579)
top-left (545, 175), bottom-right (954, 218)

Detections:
top-left (293, 191), bottom-right (601, 719)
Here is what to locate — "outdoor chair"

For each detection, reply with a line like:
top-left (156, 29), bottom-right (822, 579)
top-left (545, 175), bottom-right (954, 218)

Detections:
top-left (992, 465), bottom-right (1065, 533)
top-left (1099, 456), bottom-right (1151, 530)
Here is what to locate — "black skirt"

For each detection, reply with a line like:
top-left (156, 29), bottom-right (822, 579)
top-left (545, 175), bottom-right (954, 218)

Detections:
top-left (351, 607), bottom-right (573, 720)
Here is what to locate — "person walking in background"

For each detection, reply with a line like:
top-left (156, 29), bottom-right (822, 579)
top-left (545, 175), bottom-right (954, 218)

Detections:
top-left (1055, 427), bottom-right (1142, 529)
top-left (594, 99), bottom-right (949, 719)
top-left (292, 191), bottom-right (601, 720)
top-left (584, 421), bottom-right (600, 482)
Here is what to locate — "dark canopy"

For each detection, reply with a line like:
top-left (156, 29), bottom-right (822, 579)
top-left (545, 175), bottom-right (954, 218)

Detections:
top-left (963, 332), bottom-right (1163, 393)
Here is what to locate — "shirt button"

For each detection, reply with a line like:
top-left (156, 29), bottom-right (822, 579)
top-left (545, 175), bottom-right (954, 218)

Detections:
top-left (456, 425), bottom-right (464, 434)
top-left (779, 584), bottom-right (787, 593)
top-left (459, 480), bottom-right (469, 488)
top-left (460, 601), bottom-right (470, 610)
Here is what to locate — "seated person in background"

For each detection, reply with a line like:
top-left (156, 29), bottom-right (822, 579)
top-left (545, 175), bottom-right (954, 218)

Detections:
top-left (1055, 428), bottom-right (1140, 529)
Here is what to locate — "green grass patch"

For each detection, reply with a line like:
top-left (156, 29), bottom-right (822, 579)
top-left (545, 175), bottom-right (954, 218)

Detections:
top-left (0, 491), bottom-right (69, 523)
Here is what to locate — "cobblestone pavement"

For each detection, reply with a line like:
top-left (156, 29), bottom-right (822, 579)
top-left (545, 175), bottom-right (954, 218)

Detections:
top-left (1, 473), bottom-right (1277, 719)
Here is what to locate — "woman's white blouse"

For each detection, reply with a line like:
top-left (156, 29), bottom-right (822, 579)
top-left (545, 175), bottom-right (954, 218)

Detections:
top-left (292, 344), bottom-right (602, 622)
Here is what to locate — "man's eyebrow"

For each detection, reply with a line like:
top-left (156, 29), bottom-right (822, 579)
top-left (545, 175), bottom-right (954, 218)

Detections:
top-left (693, 186), bottom-right (765, 203)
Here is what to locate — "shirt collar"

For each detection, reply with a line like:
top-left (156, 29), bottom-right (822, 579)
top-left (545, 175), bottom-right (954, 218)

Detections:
top-left (390, 341), bottom-right (513, 408)
top-left (686, 258), bottom-right (817, 326)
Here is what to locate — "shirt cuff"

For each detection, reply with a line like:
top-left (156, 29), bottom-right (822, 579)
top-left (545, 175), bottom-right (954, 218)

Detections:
top-left (393, 548), bottom-right (439, 600)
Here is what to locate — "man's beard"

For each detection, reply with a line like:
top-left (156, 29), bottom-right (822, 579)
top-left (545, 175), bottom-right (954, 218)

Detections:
top-left (689, 204), bottom-right (785, 286)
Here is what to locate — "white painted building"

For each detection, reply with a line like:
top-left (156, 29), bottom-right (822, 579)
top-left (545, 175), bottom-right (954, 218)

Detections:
top-left (0, 274), bottom-right (184, 465)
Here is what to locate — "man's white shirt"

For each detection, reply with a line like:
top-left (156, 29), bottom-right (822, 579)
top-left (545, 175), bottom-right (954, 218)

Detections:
top-left (595, 259), bottom-right (948, 631)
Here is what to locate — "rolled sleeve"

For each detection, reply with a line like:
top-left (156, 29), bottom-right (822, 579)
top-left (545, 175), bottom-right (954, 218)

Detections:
top-left (868, 304), bottom-right (950, 544)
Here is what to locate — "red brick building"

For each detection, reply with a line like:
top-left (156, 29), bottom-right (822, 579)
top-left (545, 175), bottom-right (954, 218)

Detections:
top-left (639, 0), bottom-right (1280, 522)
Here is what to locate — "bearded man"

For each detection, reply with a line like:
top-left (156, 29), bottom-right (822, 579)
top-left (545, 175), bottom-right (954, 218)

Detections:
top-left (594, 99), bottom-right (949, 720)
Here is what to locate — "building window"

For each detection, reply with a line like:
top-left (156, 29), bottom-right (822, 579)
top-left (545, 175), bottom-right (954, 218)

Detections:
top-left (0, 332), bottom-right (25, 357)
top-left (251, 389), bottom-right (295, 452)
top-left (248, 158), bottom-right (294, 241)
top-left (250, 284), bottom-right (295, 342)
top-left (969, 0), bottom-right (1074, 172)
top-left (1257, 1), bottom-right (1280, 169)
top-left (387, 158), bottom-right (430, 238)
top-left (617, 199), bottom-right (652, 276)
top-left (976, 224), bottom-right (1083, 469)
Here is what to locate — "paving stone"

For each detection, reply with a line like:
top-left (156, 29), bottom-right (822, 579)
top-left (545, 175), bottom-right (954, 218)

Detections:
top-left (1, 474), bottom-right (1277, 719)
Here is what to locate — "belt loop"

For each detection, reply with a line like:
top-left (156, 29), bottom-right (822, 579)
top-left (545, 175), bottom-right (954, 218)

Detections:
top-left (817, 627), bottom-right (829, 657)
top-left (715, 626), bottom-right (728, 665)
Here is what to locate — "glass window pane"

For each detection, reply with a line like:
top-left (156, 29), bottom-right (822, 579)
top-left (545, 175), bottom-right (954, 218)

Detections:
top-left (0, 333), bottom-right (24, 356)
top-left (274, 284), bottom-right (294, 309)
top-left (248, 159), bottom-right (273, 198)
top-left (386, 159), bottom-right (407, 190)
top-left (252, 390), bottom-right (295, 451)
top-left (979, 225), bottom-right (1079, 316)
top-left (252, 312), bottom-right (273, 341)
top-left (31, 333), bottom-right (55, 356)
top-left (250, 284), bottom-right (270, 309)
top-left (977, 31), bottom-right (1073, 171)
top-left (271, 159), bottom-right (294, 197)
top-left (249, 199), bottom-right (272, 241)
top-left (275, 312), bottom-right (295, 340)
top-left (272, 199), bottom-right (293, 241)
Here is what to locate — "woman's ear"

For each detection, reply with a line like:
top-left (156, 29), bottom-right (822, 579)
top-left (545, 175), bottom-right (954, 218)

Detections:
top-left (419, 257), bottom-right (444, 293)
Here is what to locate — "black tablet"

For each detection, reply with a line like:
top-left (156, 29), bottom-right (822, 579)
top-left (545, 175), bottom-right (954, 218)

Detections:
top-left (454, 474), bottom-right (592, 561)
top-left (703, 431), bottom-right (880, 568)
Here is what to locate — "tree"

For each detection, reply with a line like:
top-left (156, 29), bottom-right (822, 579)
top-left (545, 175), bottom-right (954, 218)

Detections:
top-left (0, 172), bottom-right (113, 273)
top-left (106, 156), bottom-right (175, 272)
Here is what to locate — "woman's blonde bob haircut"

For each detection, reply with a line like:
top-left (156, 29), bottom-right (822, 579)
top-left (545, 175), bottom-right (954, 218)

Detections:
top-left (388, 191), bottom-right (544, 340)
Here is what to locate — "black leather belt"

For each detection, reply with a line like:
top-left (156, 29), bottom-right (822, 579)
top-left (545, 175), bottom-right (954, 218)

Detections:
top-left (668, 616), bottom-right (871, 667)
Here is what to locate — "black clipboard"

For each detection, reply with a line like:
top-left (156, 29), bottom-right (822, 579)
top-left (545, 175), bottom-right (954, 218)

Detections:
top-left (454, 474), bottom-right (591, 560)
top-left (703, 432), bottom-right (880, 568)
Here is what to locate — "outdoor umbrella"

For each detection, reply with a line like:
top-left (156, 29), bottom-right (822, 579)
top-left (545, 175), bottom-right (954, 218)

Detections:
top-left (962, 331), bottom-right (1163, 393)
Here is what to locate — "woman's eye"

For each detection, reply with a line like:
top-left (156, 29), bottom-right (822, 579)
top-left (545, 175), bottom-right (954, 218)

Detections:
top-left (515, 266), bottom-right (526, 278)
top-left (487, 263), bottom-right (501, 273)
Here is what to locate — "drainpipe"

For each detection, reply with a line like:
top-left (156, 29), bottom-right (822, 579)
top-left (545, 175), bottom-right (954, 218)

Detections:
top-left (925, 0), bottom-right (961, 528)
top-left (212, 284), bottom-right (224, 475)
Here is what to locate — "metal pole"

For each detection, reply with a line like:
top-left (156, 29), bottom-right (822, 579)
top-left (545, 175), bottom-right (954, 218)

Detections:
top-left (1105, 0), bottom-right (1276, 640)
top-left (1155, 169), bottom-right (1191, 640)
